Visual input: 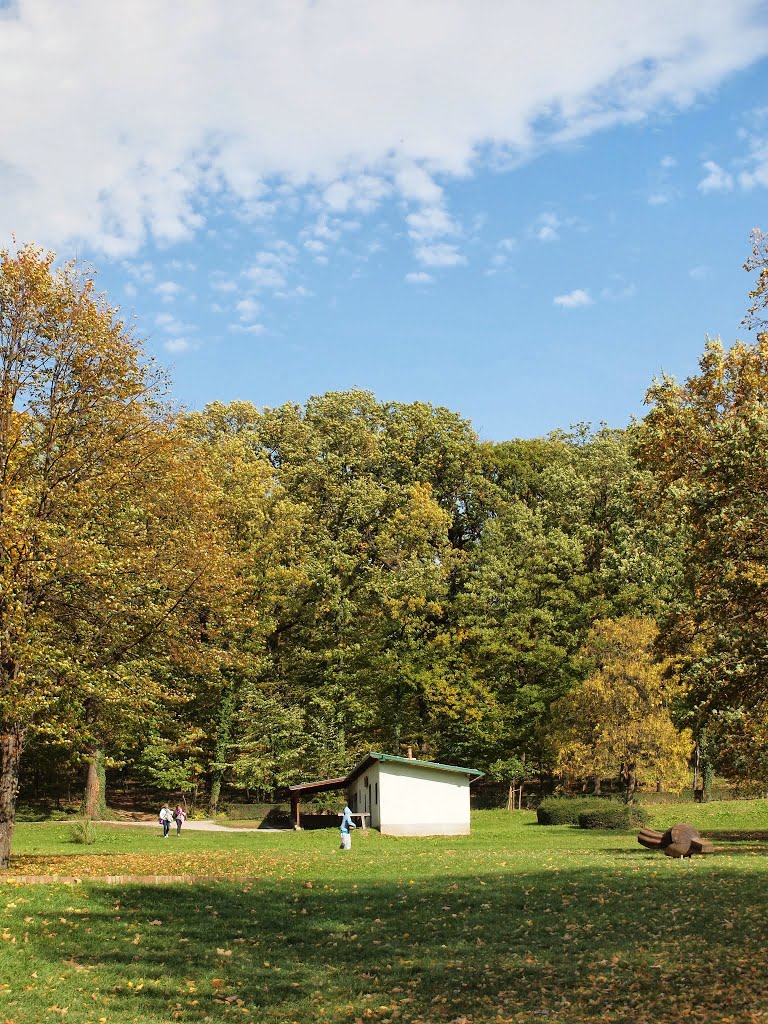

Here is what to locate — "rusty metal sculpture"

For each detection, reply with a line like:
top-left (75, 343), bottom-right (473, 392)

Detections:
top-left (638, 823), bottom-right (714, 858)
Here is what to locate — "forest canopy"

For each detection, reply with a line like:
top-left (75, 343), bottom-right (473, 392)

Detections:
top-left (2, 237), bottom-right (768, 865)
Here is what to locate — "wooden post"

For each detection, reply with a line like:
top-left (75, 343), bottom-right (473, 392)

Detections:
top-left (290, 793), bottom-right (301, 830)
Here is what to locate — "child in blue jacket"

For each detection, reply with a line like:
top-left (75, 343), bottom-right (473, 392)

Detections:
top-left (339, 804), bottom-right (356, 849)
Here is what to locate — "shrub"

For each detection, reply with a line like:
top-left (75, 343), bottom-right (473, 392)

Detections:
top-left (222, 803), bottom-right (289, 821)
top-left (69, 818), bottom-right (96, 845)
top-left (537, 797), bottom-right (615, 825)
top-left (577, 805), bottom-right (650, 830)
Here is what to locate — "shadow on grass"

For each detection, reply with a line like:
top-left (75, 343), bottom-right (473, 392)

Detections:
top-left (705, 829), bottom-right (768, 842)
top-left (5, 855), bottom-right (768, 1024)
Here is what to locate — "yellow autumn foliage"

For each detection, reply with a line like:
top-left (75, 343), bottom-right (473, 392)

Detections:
top-left (553, 617), bottom-right (692, 797)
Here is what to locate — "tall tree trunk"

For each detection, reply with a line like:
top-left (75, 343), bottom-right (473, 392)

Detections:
top-left (0, 724), bottom-right (25, 869)
top-left (81, 744), bottom-right (108, 820)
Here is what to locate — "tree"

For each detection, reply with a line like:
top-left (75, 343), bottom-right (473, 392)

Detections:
top-left (637, 335), bottom-right (768, 716)
top-left (456, 499), bottom-right (587, 759)
top-left (698, 707), bottom-right (768, 792)
top-left (486, 756), bottom-right (532, 810)
top-left (0, 245), bottom-right (223, 864)
top-left (552, 618), bottom-right (692, 803)
top-left (743, 228), bottom-right (768, 333)
top-left (192, 391), bottom-right (489, 779)
top-left (490, 427), bottom-right (673, 620)
top-left (182, 402), bottom-right (308, 813)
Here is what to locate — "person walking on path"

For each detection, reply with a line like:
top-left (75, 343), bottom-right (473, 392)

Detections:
top-left (159, 804), bottom-right (173, 838)
top-left (339, 804), bottom-right (356, 850)
top-left (172, 804), bottom-right (186, 835)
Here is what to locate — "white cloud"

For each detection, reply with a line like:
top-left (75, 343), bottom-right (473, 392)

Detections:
top-left (312, 215), bottom-right (343, 242)
top-left (692, 114), bottom-right (768, 194)
top-left (533, 212), bottom-right (561, 242)
top-left (230, 323), bottom-right (266, 335)
top-left (490, 237), bottom-right (517, 268)
top-left (646, 151), bottom-right (680, 205)
top-left (240, 244), bottom-right (299, 289)
top-left (304, 239), bottom-right (327, 254)
top-left (698, 159), bottom-right (734, 192)
top-left (554, 288), bottom-right (593, 308)
top-left (164, 337), bottom-right (192, 353)
top-left (155, 280), bottom-right (182, 302)
top-left (394, 164), bottom-right (443, 204)
top-left (275, 285), bottom-right (313, 300)
top-left (155, 312), bottom-right (194, 335)
top-left (414, 243), bottom-right (466, 267)
top-left (406, 206), bottom-right (459, 242)
top-left (210, 276), bottom-right (238, 293)
top-left (235, 297), bottom-right (261, 321)
top-left (1, 1), bottom-right (766, 254)
top-left (405, 271), bottom-right (434, 284)
top-left (322, 175), bottom-right (391, 213)
top-left (243, 265), bottom-right (286, 290)
top-left (738, 135), bottom-right (768, 189)
top-left (122, 260), bottom-right (154, 283)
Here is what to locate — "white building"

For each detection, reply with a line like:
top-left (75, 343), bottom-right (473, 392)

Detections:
top-left (289, 752), bottom-right (483, 836)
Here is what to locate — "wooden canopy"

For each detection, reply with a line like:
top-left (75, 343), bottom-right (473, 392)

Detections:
top-left (287, 776), bottom-right (347, 829)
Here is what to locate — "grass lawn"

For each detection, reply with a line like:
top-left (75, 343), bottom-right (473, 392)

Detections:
top-left (1, 803), bottom-right (767, 1023)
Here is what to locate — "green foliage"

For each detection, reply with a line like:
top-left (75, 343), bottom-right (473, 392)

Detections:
top-left (135, 734), bottom-right (206, 796)
top-left (23, 246), bottom-right (768, 857)
top-left (638, 334), bottom-right (768, 715)
top-left (536, 797), bottom-right (616, 825)
top-left (702, 707), bottom-right (768, 786)
top-left (486, 757), bottom-right (532, 783)
top-left (223, 802), bottom-right (289, 821)
top-left (68, 816), bottom-right (96, 845)
top-left (187, 390), bottom-right (491, 781)
top-left (577, 804), bottom-right (650, 829)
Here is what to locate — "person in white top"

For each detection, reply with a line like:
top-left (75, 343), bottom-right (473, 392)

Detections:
top-left (159, 804), bottom-right (173, 838)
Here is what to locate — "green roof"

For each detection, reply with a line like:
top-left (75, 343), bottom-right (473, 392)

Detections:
top-left (347, 751), bottom-right (483, 783)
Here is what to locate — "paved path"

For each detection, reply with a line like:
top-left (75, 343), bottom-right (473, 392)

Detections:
top-left (99, 818), bottom-right (285, 833)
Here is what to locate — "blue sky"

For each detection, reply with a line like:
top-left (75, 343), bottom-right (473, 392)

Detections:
top-left (2, 1), bottom-right (768, 439)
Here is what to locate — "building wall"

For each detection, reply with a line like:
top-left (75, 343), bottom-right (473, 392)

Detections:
top-left (378, 761), bottom-right (471, 835)
top-left (347, 762), bottom-right (381, 829)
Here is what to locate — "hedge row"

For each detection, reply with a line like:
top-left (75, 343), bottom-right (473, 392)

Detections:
top-left (577, 805), bottom-right (649, 829)
top-left (537, 797), bottom-right (610, 825)
top-left (537, 797), bottom-right (649, 829)
top-left (223, 803), bottom-right (289, 820)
